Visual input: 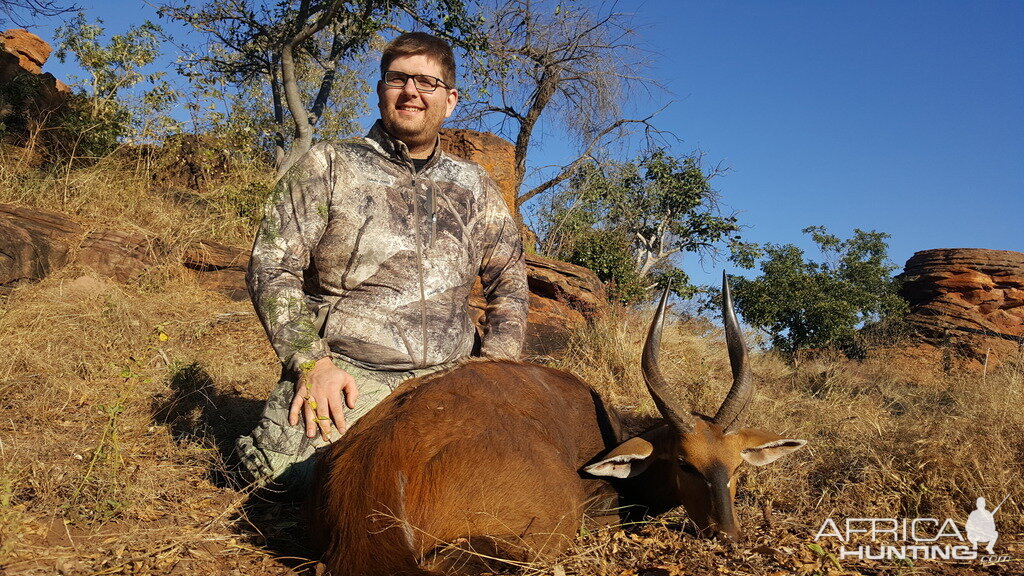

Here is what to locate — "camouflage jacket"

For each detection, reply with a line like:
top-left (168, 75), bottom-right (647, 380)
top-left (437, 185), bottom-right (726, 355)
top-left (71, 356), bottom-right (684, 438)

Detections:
top-left (247, 121), bottom-right (528, 372)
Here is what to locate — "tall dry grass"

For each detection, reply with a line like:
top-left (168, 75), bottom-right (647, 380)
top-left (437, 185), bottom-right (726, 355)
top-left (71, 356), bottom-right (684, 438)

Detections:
top-left (0, 145), bottom-right (270, 249)
top-left (0, 154), bottom-right (288, 573)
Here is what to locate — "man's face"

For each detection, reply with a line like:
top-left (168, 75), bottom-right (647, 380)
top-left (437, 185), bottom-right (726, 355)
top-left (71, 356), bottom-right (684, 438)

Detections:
top-left (377, 53), bottom-right (458, 158)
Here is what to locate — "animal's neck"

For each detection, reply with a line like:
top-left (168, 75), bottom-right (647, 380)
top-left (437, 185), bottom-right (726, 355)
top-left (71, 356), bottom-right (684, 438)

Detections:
top-left (612, 423), bottom-right (684, 519)
top-left (616, 458), bottom-right (684, 519)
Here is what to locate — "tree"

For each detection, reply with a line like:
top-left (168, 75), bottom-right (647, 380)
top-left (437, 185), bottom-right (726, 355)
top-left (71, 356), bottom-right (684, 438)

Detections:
top-left (455, 0), bottom-right (663, 219)
top-left (0, 0), bottom-right (75, 27)
top-left (158, 0), bottom-right (483, 176)
top-left (540, 148), bottom-right (744, 303)
top-left (728, 226), bottom-right (908, 358)
top-left (51, 14), bottom-right (179, 158)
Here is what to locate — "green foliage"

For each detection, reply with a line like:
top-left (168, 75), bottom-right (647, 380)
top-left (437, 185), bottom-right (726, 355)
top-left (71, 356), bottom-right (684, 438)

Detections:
top-left (728, 226), bottom-right (908, 357)
top-left (560, 227), bottom-right (649, 304)
top-left (48, 92), bottom-right (129, 161)
top-left (53, 12), bottom-right (180, 157)
top-left (540, 149), bottom-right (742, 303)
top-left (176, 42), bottom-right (369, 165)
top-left (0, 68), bottom-right (44, 138)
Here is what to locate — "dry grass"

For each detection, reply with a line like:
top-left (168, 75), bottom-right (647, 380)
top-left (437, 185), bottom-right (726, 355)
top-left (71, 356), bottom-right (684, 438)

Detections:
top-left (0, 145), bottom-right (269, 248)
top-left (0, 265), bottom-right (285, 572)
top-left (0, 151), bottom-right (290, 572)
top-left (0, 157), bottom-right (1020, 575)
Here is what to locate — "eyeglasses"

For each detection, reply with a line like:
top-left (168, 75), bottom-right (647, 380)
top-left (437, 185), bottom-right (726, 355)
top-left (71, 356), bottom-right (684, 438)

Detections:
top-left (382, 70), bottom-right (451, 93)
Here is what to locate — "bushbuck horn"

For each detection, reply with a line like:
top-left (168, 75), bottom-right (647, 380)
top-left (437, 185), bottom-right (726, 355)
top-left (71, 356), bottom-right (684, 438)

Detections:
top-left (641, 282), bottom-right (696, 433)
top-left (713, 271), bottom-right (754, 432)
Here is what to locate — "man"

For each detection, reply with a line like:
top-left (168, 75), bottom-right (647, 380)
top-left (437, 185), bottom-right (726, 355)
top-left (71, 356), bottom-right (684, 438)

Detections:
top-left (966, 496), bottom-right (1000, 554)
top-left (236, 32), bottom-right (528, 491)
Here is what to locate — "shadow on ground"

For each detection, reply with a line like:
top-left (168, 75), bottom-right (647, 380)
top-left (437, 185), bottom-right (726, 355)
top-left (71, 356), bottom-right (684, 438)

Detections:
top-left (150, 361), bottom-right (322, 574)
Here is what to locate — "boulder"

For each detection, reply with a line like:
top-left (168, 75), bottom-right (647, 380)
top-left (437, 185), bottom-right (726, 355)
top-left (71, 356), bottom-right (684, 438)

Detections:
top-left (898, 248), bottom-right (1024, 367)
top-left (522, 253), bottom-right (607, 356)
top-left (441, 128), bottom-right (609, 354)
top-left (0, 203), bottom-right (82, 285)
top-left (0, 203), bottom-right (161, 285)
top-left (1, 29), bottom-right (51, 74)
top-left (182, 240), bottom-right (250, 301)
top-left (77, 228), bottom-right (162, 284)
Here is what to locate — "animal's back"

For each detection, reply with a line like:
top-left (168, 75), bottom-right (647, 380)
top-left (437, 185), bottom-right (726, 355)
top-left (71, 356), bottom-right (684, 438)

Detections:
top-left (311, 360), bottom-right (621, 576)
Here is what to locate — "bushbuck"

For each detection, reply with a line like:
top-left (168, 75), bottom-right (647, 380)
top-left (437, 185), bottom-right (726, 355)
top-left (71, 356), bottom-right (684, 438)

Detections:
top-left (311, 274), bottom-right (807, 575)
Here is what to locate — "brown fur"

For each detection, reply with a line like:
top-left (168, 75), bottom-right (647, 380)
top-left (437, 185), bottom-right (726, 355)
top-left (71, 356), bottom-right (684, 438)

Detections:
top-left (311, 361), bottom-right (620, 575)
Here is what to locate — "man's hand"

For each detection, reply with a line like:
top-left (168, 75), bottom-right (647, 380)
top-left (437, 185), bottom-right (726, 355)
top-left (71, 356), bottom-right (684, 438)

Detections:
top-left (289, 357), bottom-right (358, 441)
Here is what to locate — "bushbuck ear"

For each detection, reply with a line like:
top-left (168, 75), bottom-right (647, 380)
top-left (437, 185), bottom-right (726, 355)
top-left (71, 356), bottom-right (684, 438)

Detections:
top-left (583, 437), bottom-right (656, 479)
top-left (737, 428), bottom-right (807, 467)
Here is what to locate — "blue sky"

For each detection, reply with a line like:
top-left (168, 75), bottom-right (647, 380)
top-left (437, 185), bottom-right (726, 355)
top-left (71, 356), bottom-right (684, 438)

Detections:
top-left (16, 1), bottom-right (1024, 289)
top-left (632, 0), bottom-right (1023, 286)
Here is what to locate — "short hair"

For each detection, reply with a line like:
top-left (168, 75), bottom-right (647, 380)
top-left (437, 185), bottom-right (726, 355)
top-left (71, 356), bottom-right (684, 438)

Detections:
top-left (380, 32), bottom-right (457, 89)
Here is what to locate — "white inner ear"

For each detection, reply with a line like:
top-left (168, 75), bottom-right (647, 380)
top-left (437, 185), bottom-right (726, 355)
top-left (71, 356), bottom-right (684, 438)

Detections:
top-left (583, 453), bottom-right (650, 479)
top-left (741, 439), bottom-right (807, 467)
top-left (583, 436), bottom-right (656, 479)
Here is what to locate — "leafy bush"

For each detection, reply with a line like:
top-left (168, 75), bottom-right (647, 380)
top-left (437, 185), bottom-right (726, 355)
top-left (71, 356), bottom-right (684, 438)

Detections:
top-left (539, 149), bottom-right (743, 303)
top-left (729, 226), bottom-right (908, 357)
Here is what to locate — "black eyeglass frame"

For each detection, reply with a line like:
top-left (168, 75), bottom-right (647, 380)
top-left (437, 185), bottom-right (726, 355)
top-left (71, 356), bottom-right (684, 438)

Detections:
top-left (381, 70), bottom-right (453, 93)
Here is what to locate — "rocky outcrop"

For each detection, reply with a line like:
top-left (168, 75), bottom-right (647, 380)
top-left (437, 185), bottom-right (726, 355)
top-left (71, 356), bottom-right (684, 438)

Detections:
top-left (0, 29), bottom-right (71, 151)
top-left (182, 240), bottom-right (250, 301)
top-left (0, 203), bottom-right (82, 285)
top-left (898, 248), bottom-right (1024, 366)
top-left (441, 128), bottom-right (609, 354)
top-left (521, 253), bottom-right (607, 356)
top-left (1, 28), bottom-right (51, 74)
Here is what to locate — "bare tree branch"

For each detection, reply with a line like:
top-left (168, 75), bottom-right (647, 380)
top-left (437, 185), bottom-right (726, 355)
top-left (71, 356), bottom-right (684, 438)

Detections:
top-left (0, 0), bottom-right (76, 27)
top-left (454, 0), bottom-right (666, 224)
top-left (517, 110), bottom-right (665, 208)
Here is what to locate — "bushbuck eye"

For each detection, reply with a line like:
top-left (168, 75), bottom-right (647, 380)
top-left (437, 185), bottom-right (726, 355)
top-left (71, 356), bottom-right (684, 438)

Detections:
top-left (677, 459), bottom-right (702, 477)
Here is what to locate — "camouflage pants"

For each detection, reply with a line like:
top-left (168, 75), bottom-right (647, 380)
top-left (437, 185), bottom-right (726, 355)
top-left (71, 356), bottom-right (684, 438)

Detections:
top-left (235, 356), bottom-right (447, 493)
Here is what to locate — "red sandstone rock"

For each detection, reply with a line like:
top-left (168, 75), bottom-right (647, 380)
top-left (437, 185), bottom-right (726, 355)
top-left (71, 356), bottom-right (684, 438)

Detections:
top-left (182, 240), bottom-right (250, 301)
top-left (898, 248), bottom-right (1024, 367)
top-left (1, 29), bottom-right (51, 73)
top-left (0, 203), bottom-right (82, 285)
top-left (77, 228), bottom-right (162, 283)
top-left (0, 204), bottom-right (161, 284)
top-left (442, 128), bottom-right (610, 355)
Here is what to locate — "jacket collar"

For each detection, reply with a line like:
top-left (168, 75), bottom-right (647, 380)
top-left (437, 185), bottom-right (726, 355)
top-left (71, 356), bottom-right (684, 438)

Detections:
top-left (366, 120), bottom-right (443, 172)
